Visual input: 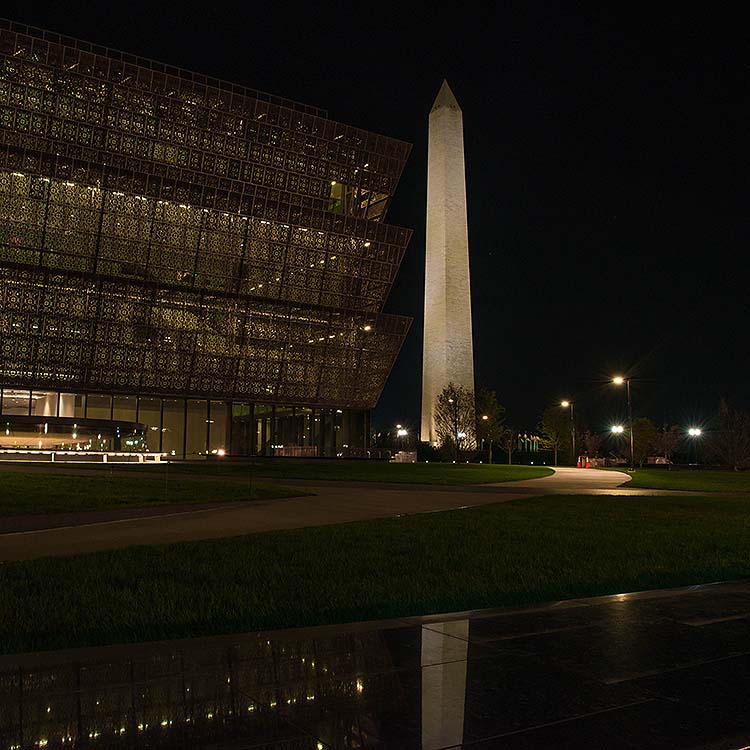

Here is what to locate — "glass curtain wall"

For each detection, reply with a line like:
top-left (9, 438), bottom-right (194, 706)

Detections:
top-left (0, 387), bottom-right (367, 457)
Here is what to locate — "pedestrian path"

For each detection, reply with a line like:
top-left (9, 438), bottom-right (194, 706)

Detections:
top-left (1, 467), bottom-right (633, 561)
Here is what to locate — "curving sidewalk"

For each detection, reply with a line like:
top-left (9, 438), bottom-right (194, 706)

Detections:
top-left (1, 467), bottom-right (634, 561)
top-left (488, 466), bottom-right (631, 492)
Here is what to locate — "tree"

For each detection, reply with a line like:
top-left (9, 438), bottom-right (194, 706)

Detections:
top-left (497, 426), bottom-right (516, 465)
top-left (434, 382), bottom-right (475, 460)
top-left (475, 387), bottom-right (505, 464)
top-left (539, 406), bottom-right (568, 465)
top-left (582, 430), bottom-right (603, 457)
top-left (632, 417), bottom-right (658, 467)
top-left (654, 424), bottom-right (681, 462)
top-left (713, 399), bottom-right (750, 470)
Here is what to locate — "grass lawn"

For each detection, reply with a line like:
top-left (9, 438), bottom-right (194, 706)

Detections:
top-left (3, 460), bottom-right (553, 486)
top-left (0, 470), bottom-right (301, 517)
top-left (4, 493), bottom-right (750, 653)
top-left (617, 468), bottom-right (750, 493)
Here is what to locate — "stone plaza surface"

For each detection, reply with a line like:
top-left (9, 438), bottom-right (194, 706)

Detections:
top-left (3, 580), bottom-right (750, 748)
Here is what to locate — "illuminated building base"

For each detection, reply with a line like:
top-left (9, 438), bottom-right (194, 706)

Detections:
top-left (0, 386), bottom-right (369, 458)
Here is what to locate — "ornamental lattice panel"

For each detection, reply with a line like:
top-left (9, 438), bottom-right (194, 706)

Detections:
top-left (0, 20), bottom-right (412, 408)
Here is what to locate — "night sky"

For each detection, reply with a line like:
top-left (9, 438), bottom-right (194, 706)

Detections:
top-left (11, 3), bottom-right (749, 435)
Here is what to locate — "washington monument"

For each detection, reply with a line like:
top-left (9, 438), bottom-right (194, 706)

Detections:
top-left (420, 80), bottom-right (475, 444)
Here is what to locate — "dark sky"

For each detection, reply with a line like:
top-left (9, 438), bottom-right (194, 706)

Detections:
top-left (11, 2), bottom-right (749, 434)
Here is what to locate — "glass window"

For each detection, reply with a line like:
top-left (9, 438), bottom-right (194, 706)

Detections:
top-left (299, 407), bottom-right (313, 447)
top-left (138, 397), bottom-right (162, 452)
top-left (87, 394), bottom-right (112, 420)
top-left (254, 404), bottom-right (272, 456)
top-left (274, 406), bottom-right (295, 448)
top-left (1, 389), bottom-right (30, 415)
top-left (30, 391), bottom-right (58, 417)
top-left (230, 402), bottom-right (253, 456)
top-left (209, 401), bottom-right (228, 455)
top-left (113, 395), bottom-right (137, 422)
top-left (186, 399), bottom-right (207, 457)
top-left (162, 399), bottom-right (184, 457)
top-left (58, 392), bottom-right (82, 418)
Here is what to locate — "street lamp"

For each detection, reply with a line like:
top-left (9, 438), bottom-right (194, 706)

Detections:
top-left (560, 400), bottom-right (575, 465)
top-left (611, 424), bottom-right (625, 434)
top-left (688, 427), bottom-right (702, 465)
top-left (612, 376), bottom-right (634, 470)
top-left (481, 414), bottom-right (493, 464)
top-left (395, 424), bottom-right (408, 451)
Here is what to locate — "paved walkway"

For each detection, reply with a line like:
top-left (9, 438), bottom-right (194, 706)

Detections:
top-left (3, 580), bottom-right (750, 747)
top-left (0, 467), bottom-right (638, 561)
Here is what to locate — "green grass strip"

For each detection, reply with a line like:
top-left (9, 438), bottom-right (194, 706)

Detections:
top-left (616, 468), bottom-right (750, 492)
top-left (1, 461), bottom-right (553, 486)
top-left (0, 471), bottom-right (300, 516)
top-left (3, 493), bottom-right (750, 653)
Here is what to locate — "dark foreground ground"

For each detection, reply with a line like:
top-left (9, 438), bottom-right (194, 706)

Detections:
top-left (3, 580), bottom-right (750, 749)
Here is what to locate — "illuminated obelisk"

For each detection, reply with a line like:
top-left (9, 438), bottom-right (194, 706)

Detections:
top-left (420, 80), bottom-right (475, 444)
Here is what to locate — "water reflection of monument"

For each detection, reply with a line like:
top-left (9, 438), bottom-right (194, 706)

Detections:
top-left (421, 621), bottom-right (468, 750)
top-left (0, 620), bottom-right (471, 747)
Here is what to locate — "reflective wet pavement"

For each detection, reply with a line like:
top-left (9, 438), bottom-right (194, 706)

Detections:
top-left (3, 581), bottom-right (750, 748)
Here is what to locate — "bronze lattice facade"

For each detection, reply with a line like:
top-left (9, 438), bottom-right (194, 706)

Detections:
top-left (0, 19), bottom-right (412, 457)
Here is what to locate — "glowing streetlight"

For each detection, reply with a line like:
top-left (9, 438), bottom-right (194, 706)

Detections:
top-left (396, 428), bottom-right (408, 438)
top-left (611, 424), bottom-right (625, 434)
top-left (688, 427), bottom-right (702, 464)
top-left (612, 376), bottom-right (634, 470)
top-left (560, 400), bottom-right (575, 463)
top-left (480, 414), bottom-right (494, 463)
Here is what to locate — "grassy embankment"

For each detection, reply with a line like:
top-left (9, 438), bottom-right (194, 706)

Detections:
top-left (159, 460), bottom-right (553, 485)
top-left (4, 493), bottom-right (750, 653)
top-left (0, 462), bottom-right (553, 517)
top-left (613, 468), bottom-right (750, 493)
top-left (0, 470), bottom-right (301, 516)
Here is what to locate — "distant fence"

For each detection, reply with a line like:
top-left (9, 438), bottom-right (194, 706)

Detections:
top-left (0, 450), bottom-right (165, 463)
top-left (391, 450), bottom-right (417, 464)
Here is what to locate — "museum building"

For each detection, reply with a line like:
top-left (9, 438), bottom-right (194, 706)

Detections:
top-left (0, 19), bottom-right (412, 457)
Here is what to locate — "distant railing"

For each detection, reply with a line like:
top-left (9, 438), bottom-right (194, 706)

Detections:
top-left (271, 446), bottom-right (319, 458)
top-left (0, 450), bottom-right (166, 463)
top-left (391, 450), bottom-right (417, 464)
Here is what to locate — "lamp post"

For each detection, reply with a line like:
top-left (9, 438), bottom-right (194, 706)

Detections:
top-left (560, 400), bottom-right (575, 465)
top-left (481, 414), bottom-right (493, 464)
top-left (688, 427), bottom-right (702, 465)
top-left (395, 424), bottom-right (408, 451)
top-left (613, 376), bottom-right (634, 470)
top-left (447, 396), bottom-right (460, 462)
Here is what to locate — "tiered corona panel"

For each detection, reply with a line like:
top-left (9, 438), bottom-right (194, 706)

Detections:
top-left (0, 21), bottom-right (410, 223)
top-left (0, 21), bottom-right (412, 408)
top-left (0, 266), bottom-right (409, 408)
